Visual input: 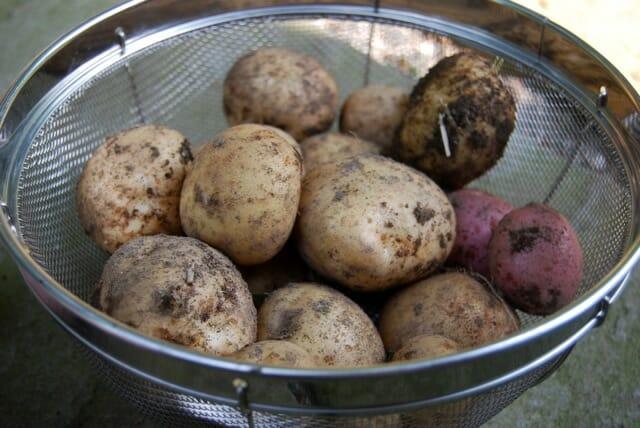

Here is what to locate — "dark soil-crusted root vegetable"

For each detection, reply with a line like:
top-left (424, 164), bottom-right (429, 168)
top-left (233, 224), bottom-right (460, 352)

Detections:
top-left (393, 52), bottom-right (516, 190)
top-left (447, 188), bottom-right (514, 277)
top-left (379, 272), bottom-right (520, 352)
top-left (488, 203), bottom-right (583, 315)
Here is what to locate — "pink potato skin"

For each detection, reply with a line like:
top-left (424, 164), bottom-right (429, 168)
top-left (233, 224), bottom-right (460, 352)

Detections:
top-left (488, 203), bottom-right (583, 315)
top-left (448, 189), bottom-right (513, 277)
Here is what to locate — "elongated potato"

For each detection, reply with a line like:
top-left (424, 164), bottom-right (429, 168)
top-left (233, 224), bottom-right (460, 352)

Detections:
top-left (300, 132), bottom-right (380, 173)
top-left (297, 153), bottom-right (455, 292)
top-left (258, 282), bottom-right (385, 367)
top-left (92, 235), bottom-right (257, 356)
top-left (379, 272), bottom-right (519, 352)
top-left (224, 48), bottom-right (338, 141)
top-left (180, 124), bottom-right (303, 265)
top-left (230, 340), bottom-right (317, 367)
top-left (77, 124), bottom-right (193, 253)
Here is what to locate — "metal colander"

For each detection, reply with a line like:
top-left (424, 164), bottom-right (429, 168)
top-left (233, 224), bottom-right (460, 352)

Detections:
top-left (1, 1), bottom-right (639, 427)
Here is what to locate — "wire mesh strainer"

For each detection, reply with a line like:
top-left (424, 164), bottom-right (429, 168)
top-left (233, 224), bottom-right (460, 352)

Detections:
top-left (1, 1), bottom-right (640, 427)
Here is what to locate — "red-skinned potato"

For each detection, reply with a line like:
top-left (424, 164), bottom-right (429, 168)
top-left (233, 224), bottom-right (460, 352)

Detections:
top-left (488, 203), bottom-right (583, 315)
top-left (447, 189), bottom-right (513, 277)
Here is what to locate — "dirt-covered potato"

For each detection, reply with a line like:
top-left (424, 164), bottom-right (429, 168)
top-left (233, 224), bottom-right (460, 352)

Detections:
top-left (77, 125), bottom-right (193, 253)
top-left (447, 189), bottom-right (513, 277)
top-left (392, 334), bottom-right (461, 362)
top-left (379, 272), bottom-right (519, 352)
top-left (92, 235), bottom-right (257, 356)
top-left (238, 241), bottom-right (308, 299)
top-left (257, 282), bottom-right (385, 367)
top-left (340, 85), bottom-right (409, 150)
top-left (489, 203), bottom-right (583, 315)
top-left (230, 340), bottom-right (317, 367)
top-left (180, 124), bottom-right (303, 265)
top-left (297, 153), bottom-right (455, 292)
top-left (300, 132), bottom-right (380, 172)
top-left (223, 48), bottom-right (338, 141)
top-left (394, 52), bottom-right (516, 190)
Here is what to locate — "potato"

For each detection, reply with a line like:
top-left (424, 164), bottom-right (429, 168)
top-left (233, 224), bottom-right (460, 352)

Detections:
top-left (394, 52), bottom-right (516, 190)
top-left (300, 132), bottom-right (380, 173)
top-left (392, 334), bottom-right (461, 362)
top-left (230, 340), bottom-right (317, 368)
top-left (379, 272), bottom-right (519, 352)
top-left (488, 203), bottom-right (583, 315)
top-left (257, 282), bottom-right (385, 367)
top-left (223, 48), bottom-right (338, 141)
top-left (447, 189), bottom-right (513, 277)
top-left (238, 241), bottom-right (308, 300)
top-left (340, 85), bottom-right (409, 150)
top-left (297, 153), bottom-right (455, 292)
top-left (92, 235), bottom-right (256, 356)
top-left (180, 124), bottom-right (303, 265)
top-left (77, 124), bottom-right (193, 253)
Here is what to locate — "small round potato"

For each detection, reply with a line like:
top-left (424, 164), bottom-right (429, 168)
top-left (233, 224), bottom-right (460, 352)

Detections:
top-left (297, 153), bottom-right (455, 292)
top-left (92, 235), bottom-right (257, 356)
top-left (300, 132), bottom-right (380, 172)
top-left (257, 282), bottom-right (385, 367)
top-left (223, 48), bottom-right (339, 141)
top-left (392, 334), bottom-right (461, 362)
top-left (489, 203), bottom-right (583, 315)
top-left (394, 52), bottom-right (516, 190)
top-left (230, 340), bottom-right (317, 368)
top-left (447, 188), bottom-right (513, 277)
top-left (180, 124), bottom-right (303, 265)
top-left (379, 272), bottom-right (519, 352)
top-left (340, 85), bottom-right (409, 150)
top-left (77, 124), bottom-right (193, 253)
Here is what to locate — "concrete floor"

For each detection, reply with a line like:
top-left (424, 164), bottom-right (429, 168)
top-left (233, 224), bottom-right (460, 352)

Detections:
top-left (0, 1), bottom-right (639, 427)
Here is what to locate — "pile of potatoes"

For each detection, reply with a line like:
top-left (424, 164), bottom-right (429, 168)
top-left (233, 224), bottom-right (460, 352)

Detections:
top-left (78, 47), bottom-right (583, 368)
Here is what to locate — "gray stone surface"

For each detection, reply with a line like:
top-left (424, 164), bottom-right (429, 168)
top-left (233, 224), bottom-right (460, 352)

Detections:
top-left (0, 1), bottom-right (638, 427)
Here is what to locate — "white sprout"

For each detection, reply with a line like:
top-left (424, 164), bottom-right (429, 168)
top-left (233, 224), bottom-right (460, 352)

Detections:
top-left (439, 112), bottom-right (452, 158)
